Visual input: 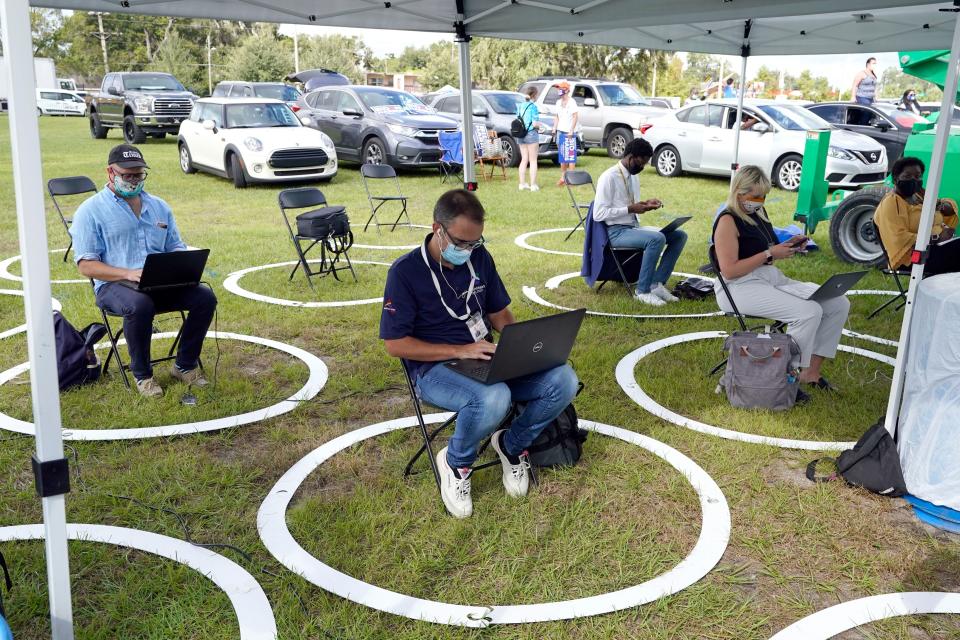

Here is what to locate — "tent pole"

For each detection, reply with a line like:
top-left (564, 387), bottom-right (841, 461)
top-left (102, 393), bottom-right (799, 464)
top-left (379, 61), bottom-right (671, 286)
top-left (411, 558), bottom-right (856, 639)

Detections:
top-left (883, 9), bottom-right (960, 437)
top-left (456, 31), bottom-right (477, 189)
top-left (730, 54), bottom-right (748, 177)
top-left (0, 0), bottom-right (75, 638)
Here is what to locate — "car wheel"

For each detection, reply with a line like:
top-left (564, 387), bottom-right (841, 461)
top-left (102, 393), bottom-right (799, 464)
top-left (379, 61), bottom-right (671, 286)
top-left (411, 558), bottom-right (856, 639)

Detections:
top-left (179, 143), bottom-right (197, 174)
top-left (123, 115), bottom-right (147, 144)
top-left (362, 137), bottom-right (387, 165)
top-left (89, 112), bottom-right (107, 139)
top-left (774, 154), bottom-right (803, 191)
top-left (499, 135), bottom-right (520, 167)
top-left (229, 153), bottom-right (248, 189)
top-left (654, 144), bottom-right (682, 177)
top-left (829, 186), bottom-right (889, 266)
top-left (606, 126), bottom-right (633, 159)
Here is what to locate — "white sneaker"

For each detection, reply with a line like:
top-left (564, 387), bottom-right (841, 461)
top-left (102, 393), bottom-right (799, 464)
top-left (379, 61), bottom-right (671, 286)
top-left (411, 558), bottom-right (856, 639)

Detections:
top-left (519, 183), bottom-right (529, 191)
top-left (634, 292), bottom-right (666, 307)
top-left (529, 184), bottom-right (540, 192)
top-left (436, 447), bottom-right (472, 518)
top-left (651, 283), bottom-right (679, 303)
top-left (491, 430), bottom-right (530, 497)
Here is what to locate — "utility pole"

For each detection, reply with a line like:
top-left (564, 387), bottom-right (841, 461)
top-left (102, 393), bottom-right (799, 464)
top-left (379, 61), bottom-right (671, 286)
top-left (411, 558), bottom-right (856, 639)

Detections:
top-left (293, 29), bottom-right (300, 74)
top-left (651, 56), bottom-right (658, 97)
top-left (92, 13), bottom-right (110, 75)
top-left (206, 31), bottom-right (213, 95)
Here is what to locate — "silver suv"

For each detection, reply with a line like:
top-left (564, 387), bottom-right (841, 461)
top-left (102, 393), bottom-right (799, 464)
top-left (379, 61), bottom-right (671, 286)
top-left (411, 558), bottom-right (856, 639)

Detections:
top-left (518, 77), bottom-right (669, 158)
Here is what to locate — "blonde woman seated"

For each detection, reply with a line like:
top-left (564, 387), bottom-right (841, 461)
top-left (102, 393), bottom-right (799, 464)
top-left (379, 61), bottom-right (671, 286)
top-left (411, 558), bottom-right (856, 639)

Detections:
top-left (712, 165), bottom-right (851, 392)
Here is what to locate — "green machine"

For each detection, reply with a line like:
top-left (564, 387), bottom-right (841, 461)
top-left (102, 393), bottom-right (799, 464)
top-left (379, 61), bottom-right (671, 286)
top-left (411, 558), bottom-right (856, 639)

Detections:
top-left (793, 50), bottom-right (960, 266)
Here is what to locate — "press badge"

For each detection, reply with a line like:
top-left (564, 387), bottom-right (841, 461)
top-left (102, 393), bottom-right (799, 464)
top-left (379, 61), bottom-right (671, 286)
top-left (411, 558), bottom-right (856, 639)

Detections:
top-left (466, 312), bottom-right (486, 342)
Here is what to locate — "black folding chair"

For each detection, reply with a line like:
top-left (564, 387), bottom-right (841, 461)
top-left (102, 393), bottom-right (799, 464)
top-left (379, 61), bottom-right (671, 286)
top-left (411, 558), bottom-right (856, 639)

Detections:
top-left (47, 176), bottom-right (97, 262)
top-left (563, 170), bottom-right (595, 241)
top-left (278, 187), bottom-right (356, 290)
top-left (706, 245), bottom-right (786, 376)
top-left (360, 163), bottom-right (411, 233)
top-left (867, 220), bottom-right (909, 320)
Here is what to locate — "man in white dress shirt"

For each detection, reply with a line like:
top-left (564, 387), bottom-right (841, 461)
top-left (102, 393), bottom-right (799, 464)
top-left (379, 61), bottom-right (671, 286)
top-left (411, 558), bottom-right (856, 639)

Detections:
top-left (592, 138), bottom-right (688, 307)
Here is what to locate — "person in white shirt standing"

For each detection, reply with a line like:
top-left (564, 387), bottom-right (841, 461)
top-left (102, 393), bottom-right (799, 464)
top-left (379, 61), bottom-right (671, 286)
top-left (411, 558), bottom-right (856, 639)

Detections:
top-left (593, 138), bottom-right (688, 307)
top-left (553, 81), bottom-right (580, 186)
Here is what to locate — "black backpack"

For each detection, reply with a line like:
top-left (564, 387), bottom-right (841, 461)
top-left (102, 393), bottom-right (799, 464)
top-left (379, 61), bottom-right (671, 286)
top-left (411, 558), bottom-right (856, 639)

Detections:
top-left (54, 311), bottom-right (106, 392)
top-left (806, 417), bottom-right (907, 497)
top-left (527, 403), bottom-right (587, 468)
top-left (510, 103), bottom-right (533, 138)
top-left (296, 205), bottom-right (350, 239)
top-left (672, 277), bottom-right (715, 301)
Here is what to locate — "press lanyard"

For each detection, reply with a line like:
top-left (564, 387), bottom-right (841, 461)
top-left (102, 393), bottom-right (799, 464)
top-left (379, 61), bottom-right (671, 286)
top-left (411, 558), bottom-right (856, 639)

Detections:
top-left (420, 238), bottom-right (477, 321)
top-left (618, 164), bottom-right (637, 205)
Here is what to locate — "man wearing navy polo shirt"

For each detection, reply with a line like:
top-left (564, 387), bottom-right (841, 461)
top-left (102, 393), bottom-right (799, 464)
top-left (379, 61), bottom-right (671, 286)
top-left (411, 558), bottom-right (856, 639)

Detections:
top-left (381, 189), bottom-right (579, 518)
top-left (71, 144), bottom-right (217, 398)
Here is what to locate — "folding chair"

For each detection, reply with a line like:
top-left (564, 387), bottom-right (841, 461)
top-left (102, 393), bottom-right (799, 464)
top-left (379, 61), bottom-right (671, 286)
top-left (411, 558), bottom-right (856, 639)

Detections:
top-left (867, 220), bottom-right (908, 320)
top-left (587, 213), bottom-right (645, 294)
top-left (473, 123), bottom-right (507, 182)
top-left (563, 170), bottom-right (595, 241)
top-left (47, 176), bottom-right (97, 262)
top-left (438, 129), bottom-right (464, 184)
top-left (278, 187), bottom-right (356, 290)
top-left (360, 163), bottom-right (410, 233)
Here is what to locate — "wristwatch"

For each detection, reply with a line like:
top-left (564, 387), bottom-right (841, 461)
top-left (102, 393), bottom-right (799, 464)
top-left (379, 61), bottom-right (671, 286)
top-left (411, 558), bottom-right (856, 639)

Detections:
top-left (764, 248), bottom-right (773, 263)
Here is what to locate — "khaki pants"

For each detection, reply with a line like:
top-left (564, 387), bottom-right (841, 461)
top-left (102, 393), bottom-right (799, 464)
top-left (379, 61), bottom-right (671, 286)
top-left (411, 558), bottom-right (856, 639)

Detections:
top-left (715, 265), bottom-right (850, 368)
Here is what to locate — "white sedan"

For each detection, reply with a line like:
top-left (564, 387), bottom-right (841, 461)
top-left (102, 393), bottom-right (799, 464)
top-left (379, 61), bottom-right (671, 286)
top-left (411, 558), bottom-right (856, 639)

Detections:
top-left (37, 89), bottom-right (87, 116)
top-left (642, 99), bottom-right (887, 191)
top-left (177, 98), bottom-right (337, 188)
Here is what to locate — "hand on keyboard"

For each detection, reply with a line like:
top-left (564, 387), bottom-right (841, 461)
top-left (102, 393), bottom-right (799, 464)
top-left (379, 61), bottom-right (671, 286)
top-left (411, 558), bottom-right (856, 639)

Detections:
top-left (457, 341), bottom-right (497, 360)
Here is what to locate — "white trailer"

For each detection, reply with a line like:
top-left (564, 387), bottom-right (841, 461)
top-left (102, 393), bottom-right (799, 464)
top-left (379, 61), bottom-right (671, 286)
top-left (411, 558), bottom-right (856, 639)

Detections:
top-left (0, 56), bottom-right (56, 110)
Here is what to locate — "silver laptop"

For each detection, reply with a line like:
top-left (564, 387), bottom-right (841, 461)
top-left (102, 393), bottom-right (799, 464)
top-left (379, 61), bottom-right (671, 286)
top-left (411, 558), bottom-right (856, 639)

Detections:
top-left (803, 271), bottom-right (868, 302)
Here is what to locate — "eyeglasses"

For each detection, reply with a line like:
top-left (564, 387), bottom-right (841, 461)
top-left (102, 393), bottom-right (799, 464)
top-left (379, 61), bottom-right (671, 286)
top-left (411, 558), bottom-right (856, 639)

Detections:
top-left (441, 226), bottom-right (485, 251)
top-left (114, 170), bottom-right (148, 183)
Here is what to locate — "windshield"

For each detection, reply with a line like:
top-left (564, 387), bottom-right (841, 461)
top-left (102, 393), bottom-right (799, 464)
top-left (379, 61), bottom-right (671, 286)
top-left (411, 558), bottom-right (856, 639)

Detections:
top-left (484, 92), bottom-right (524, 114)
top-left (874, 104), bottom-right (928, 127)
top-left (354, 88), bottom-right (435, 114)
top-left (757, 104), bottom-right (830, 131)
top-left (123, 74), bottom-right (185, 92)
top-left (254, 84), bottom-right (302, 102)
top-left (597, 83), bottom-right (649, 106)
top-left (224, 103), bottom-right (299, 128)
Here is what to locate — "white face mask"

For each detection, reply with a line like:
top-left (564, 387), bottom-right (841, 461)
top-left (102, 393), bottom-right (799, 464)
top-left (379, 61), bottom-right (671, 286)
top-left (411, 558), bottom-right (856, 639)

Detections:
top-left (741, 200), bottom-right (764, 214)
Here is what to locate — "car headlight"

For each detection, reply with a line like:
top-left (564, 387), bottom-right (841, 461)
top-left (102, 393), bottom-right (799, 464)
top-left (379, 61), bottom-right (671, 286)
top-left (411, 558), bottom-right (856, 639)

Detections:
top-left (827, 146), bottom-right (854, 161)
top-left (317, 131), bottom-right (334, 148)
top-left (244, 137), bottom-right (263, 152)
top-left (133, 96), bottom-right (154, 114)
top-left (387, 123), bottom-right (419, 138)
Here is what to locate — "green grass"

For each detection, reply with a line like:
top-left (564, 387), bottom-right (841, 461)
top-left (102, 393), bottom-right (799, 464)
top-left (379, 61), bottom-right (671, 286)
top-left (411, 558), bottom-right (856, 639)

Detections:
top-left (1, 115), bottom-right (957, 639)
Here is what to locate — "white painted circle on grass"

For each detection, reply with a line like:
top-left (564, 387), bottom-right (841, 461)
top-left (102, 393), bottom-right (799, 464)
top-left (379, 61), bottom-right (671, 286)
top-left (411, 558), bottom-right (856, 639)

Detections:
top-left (0, 331), bottom-right (327, 440)
top-left (616, 331), bottom-right (896, 451)
top-left (0, 248), bottom-right (86, 284)
top-left (514, 228), bottom-right (582, 256)
top-left (0, 289), bottom-right (62, 340)
top-left (0, 523), bottom-right (277, 640)
top-left (223, 260), bottom-right (390, 308)
top-left (258, 415), bottom-right (730, 627)
top-left (769, 592), bottom-right (960, 640)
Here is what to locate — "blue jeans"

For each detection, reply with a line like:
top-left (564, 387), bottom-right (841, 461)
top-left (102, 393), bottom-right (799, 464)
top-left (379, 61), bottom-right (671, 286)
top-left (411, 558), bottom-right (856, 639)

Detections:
top-left (416, 362), bottom-right (579, 469)
top-left (606, 225), bottom-right (688, 294)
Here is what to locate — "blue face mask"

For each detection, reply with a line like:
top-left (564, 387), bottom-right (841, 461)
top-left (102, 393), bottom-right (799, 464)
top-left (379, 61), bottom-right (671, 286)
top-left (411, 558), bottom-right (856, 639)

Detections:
top-left (439, 229), bottom-right (473, 266)
top-left (112, 174), bottom-right (145, 198)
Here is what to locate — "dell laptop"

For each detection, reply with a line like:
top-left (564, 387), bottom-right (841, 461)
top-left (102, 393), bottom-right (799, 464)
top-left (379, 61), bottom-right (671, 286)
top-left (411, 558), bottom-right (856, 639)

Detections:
top-left (444, 308), bottom-right (587, 384)
top-left (119, 249), bottom-right (210, 292)
top-left (803, 270), bottom-right (868, 302)
top-left (659, 216), bottom-right (692, 235)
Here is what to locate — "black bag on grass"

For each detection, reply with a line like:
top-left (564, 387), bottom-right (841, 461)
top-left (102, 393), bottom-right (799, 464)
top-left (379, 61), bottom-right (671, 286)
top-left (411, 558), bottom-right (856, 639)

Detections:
top-left (55, 311), bottom-right (106, 392)
top-left (672, 277), bottom-right (714, 300)
top-left (296, 206), bottom-right (350, 239)
top-left (806, 416), bottom-right (907, 497)
top-left (527, 403), bottom-right (587, 468)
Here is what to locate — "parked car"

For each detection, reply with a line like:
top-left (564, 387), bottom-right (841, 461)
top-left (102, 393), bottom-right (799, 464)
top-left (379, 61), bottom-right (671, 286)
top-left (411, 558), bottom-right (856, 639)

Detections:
top-left (642, 97), bottom-right (677, 110)
top-left (805, 101), bottom-right (927, 170)
top-left (428, 90), bottom-right (558, 167)
top-left (286, 69), bottom-right (350, 92)
top-left (177, 98), bottom-right (337, 188)
top-left (518, 76), bottom-right (668, 158)
top-left (211, 81), bottom-right (303, 111)
top-left (37, 89), bottom-right (86, 116)
top-left (297, 85), bottom-right (459, 167)
top-left (89, 72), bottom-right (197, 143)
top-left (917, 102), bottom-right (960, 124)
top-left (641, 99), bottom-right (887, 191)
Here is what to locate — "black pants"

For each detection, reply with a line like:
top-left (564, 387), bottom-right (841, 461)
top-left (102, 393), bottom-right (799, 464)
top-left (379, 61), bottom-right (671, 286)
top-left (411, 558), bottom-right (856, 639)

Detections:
top-left (925, 240), bottom-right (960, 277)
top-left (96, 283), bottom-right (217, 381)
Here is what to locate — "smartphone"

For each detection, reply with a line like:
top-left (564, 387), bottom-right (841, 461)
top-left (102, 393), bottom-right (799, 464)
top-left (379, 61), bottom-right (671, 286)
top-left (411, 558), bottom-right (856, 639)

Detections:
top-left (788, 236), bottom-right (809, 248)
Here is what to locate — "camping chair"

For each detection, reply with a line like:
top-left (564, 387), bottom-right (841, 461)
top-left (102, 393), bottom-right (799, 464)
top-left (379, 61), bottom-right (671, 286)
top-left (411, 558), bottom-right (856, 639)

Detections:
top-left (47, 176), bottom-right (97, 262)
top-left (867, 220), bottom-right (909, 320)
top-left (360, 163), bottom-right (411, 233)
top-left (438, 129), bottom-right (464, 184)
top-left (473, 123), bottom-right (507, 182)
top-left (278, 187), bottom-right (356, 290)
top-left (563, 170), bottom-right (595, 241)
top-left (705, 244), bottom-right (786, 376)
top-left (586, 213), bottom-right (645, 294)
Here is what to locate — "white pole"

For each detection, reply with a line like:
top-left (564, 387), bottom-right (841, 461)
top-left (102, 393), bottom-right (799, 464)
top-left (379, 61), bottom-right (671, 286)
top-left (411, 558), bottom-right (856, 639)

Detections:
top-left (0, 1), bottom-right (75, 638)
top-left (293, 29), bottom-right (300, 74)
top-left (456, 36), bottom-right (476, 188)
top-left (883, 12), bottom-right (960, 436)
top-left (731, 54), bottom-right (748, 176)
top-left (206, 32), bottom-right (213, 96)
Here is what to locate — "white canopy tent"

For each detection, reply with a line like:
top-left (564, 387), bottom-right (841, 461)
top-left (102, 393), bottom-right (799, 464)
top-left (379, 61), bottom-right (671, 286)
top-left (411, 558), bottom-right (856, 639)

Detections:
top-left (2, 0), bottom-right (958, 636)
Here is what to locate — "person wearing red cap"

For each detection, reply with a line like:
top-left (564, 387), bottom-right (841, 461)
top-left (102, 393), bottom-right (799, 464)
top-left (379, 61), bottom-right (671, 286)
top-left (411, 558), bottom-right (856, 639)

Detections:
top-left (553, 81), bottom-right (580, 186)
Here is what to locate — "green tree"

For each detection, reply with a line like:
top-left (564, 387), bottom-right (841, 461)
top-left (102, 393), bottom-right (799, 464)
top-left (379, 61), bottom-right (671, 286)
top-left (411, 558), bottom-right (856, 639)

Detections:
top-left (879, 66), bottom-right (942, 102)
top-left (148, 30), bottom-right (203, 93)
top-left (30, 9), bottom-right (65, 58)
top-left (419, 41), bottom-right (458, 91)
top-left (299, 34), bottom-right (372, 83)
top-left (225, 25), bottom-right (291, 82)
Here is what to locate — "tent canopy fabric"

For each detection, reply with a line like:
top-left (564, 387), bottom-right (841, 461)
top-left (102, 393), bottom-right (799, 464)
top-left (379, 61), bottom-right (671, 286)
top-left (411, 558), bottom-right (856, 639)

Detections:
top-left (30, 0), bottom-right (956, 55)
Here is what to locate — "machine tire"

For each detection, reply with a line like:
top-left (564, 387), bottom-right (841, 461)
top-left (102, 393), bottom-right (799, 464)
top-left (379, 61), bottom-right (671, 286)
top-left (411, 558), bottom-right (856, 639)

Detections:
top-left (606, 126), bottom-right (633, 159)
top-left (178, 143), bottom-right (197, 174)
top-left (89, 112), bottom-right (108, 139)
top-left (773, 153), bottom-right (803, 191)
top-left (362, 137), bottom-right (387, 166)
top-left (229, 152), bottom-right (248, 188)
top-left (499, 134), bottom-right (520, 167)
top-left (829, 186), bottom-right (891, 266)
top-left (123, 115), bottom-right (147, 144)
top-left (654, 144), bottom-right (682, 177)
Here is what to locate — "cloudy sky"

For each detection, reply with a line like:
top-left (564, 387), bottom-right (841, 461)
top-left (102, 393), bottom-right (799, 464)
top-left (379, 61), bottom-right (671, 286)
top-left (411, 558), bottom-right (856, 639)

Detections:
top-left (280, 24), bottom-right (902, 92)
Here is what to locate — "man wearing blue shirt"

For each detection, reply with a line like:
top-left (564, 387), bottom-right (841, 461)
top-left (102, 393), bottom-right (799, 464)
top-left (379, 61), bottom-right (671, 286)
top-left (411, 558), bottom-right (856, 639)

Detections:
top-left (380, 189), bottom-right (579, 518)
top-left (71, 144), bottom-right (217, 397)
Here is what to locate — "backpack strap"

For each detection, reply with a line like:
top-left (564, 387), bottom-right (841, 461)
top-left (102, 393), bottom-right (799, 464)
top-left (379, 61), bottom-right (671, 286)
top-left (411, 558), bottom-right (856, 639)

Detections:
top-left (0, 550), bottom-right (11, 592)
top-left (806, 457), bottom-right (839, 483)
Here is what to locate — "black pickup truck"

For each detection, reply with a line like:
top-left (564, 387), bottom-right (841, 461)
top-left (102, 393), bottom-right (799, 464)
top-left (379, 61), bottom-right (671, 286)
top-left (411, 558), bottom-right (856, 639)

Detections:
top-left (88, 72), bottom-right (197, 143)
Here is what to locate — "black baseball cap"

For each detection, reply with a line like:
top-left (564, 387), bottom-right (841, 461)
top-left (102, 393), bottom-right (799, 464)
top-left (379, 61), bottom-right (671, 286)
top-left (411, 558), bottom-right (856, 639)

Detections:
top-left (107, 144), bottom-right (149, 169)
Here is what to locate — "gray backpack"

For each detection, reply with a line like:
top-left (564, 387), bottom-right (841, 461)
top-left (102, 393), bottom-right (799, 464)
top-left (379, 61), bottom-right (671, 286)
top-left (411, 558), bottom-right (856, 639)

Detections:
top-left (719, 331), bottom-right (801, 411)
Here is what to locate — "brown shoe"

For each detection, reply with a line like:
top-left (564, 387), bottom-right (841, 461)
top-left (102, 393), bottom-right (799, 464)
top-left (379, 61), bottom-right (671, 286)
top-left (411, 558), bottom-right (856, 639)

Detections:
top-left (136, 377), bottom-right (163, 398)
top-left (170, 366), bottom-right (208, 387)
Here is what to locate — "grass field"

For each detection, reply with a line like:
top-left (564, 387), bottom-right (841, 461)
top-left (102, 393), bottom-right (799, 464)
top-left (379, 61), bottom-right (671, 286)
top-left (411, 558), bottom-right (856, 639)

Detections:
top-left (0, 114), bottom-right (957, 639)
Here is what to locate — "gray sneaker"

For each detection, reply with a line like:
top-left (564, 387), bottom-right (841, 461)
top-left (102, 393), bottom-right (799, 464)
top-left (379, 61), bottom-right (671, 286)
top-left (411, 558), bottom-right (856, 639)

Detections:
top-left (136, 377), bottom-right (163, 398)
top-left (436, 446), bottom-right (472, 518)
top-left (491, 430), bottom-right (530, 497)
top-left (171, 366), bottom-right (208, 387)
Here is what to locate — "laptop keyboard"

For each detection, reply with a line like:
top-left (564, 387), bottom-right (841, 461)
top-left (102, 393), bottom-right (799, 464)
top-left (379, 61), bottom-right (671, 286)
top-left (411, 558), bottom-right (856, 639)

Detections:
top-left (455, 360), bottom-right (492, 378)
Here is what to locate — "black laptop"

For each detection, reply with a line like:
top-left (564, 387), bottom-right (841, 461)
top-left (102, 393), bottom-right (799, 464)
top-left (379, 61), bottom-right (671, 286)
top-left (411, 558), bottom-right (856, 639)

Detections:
top-left (803, 270), bottom-right (868, 302)
top-left (118, 249), bottom-right (209, 292)
top-left (444, 309), bottom-right (586, 384)
top-left (659, 216), bottom-right (692, 235)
